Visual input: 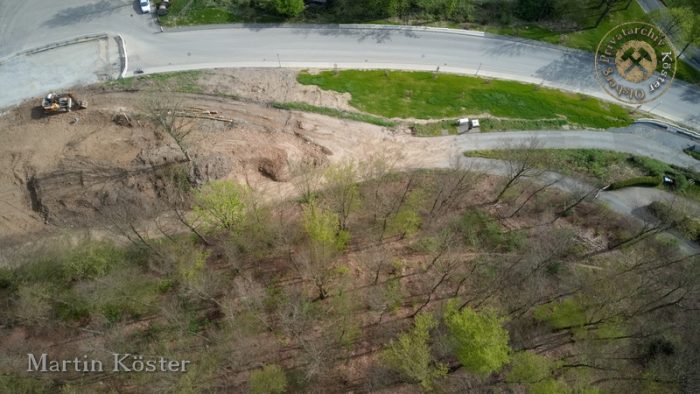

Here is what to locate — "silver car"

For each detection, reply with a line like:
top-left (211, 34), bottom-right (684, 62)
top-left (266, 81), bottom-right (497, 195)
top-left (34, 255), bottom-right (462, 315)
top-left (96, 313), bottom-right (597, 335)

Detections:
top-left (140, 0), bottom-right (151, 13)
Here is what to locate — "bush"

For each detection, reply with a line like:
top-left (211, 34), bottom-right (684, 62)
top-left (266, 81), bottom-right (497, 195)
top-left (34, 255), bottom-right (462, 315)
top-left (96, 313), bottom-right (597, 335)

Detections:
top-left (609, 176), bottom-right (660, 190)
top-left (275, 0), bottom-right (304, 17)
top-left (63, 241), bottom-right (123, 281)
top-left (249, 364), bottom-right (288, 394)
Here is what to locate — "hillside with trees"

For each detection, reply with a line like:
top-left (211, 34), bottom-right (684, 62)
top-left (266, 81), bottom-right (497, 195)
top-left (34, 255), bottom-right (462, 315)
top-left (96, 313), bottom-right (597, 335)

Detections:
top-left (2, 157), bottom-right (698, 392)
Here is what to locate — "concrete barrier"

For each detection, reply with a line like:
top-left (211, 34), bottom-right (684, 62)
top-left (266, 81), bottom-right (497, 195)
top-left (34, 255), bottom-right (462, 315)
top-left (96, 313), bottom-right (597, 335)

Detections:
top-left (116, 34), bottom-right (129, 79)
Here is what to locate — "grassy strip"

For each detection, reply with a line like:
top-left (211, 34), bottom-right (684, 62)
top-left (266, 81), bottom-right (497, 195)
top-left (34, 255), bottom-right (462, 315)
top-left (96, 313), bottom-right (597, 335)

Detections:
top-left (479, 118), bottom-right (569, 132)
top-left (411, 121), bottom-right (458, 136)
top-left (609, 176), bottom-right (660, 190)
top-left (684, 148), bottom-right (700, 161)
top-left (463, 148), bottom-right (700, 201)
top-left (298, 70), bottom-right (633, 129)
top-left (412, 118), bottom-right (569, 136)
top-left (105, 70), bottom-right (203, 93)
top-left (272, 102), bottom-right (398, 127)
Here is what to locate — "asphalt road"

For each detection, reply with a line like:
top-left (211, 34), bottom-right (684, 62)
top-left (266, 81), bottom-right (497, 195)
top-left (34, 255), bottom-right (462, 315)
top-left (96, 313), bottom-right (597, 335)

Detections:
top-left (123, 25), bottom-right (700, 129)
top-left (457, 128), bottom-right (700, 172)
top-left (2, 17), bottom-right (698, 128)
top-left (0, 0), bottom-right (155, 57)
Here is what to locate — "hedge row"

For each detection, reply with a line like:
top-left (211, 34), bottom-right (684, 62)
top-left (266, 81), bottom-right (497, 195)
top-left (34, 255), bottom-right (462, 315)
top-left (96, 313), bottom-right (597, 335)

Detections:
top-left (609, 176), bottom-right (660, 190)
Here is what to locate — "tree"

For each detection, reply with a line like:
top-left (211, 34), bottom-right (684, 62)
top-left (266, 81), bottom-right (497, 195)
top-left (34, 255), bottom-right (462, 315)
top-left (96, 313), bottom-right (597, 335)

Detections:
top-left (275, 0), bottom-right (304, 17)
top-left (382, 313), bottom-right (447, 391)
top-left (144, 95), bottom-right (194, 161)
top-left (445, 306), bottom-right (511, 375)
top-left (673, 9), bottom-right (700, 56)
top-left (295, 202), bottom-right (349, 300)
top-left (491, 138), bottom-right (544, 204)
top-left (250, 364), bottom-right (288, 394)
top-left (193, 180), bottom-right (246, 231)
top-left (506, 351), bottom-right (555, 384)
top-left (323, 161), bottom-right (361, 231)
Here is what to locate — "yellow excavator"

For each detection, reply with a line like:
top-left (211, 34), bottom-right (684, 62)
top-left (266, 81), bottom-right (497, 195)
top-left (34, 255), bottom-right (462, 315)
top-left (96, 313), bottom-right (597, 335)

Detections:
top-left (41, 92), bottom-right (88, 113)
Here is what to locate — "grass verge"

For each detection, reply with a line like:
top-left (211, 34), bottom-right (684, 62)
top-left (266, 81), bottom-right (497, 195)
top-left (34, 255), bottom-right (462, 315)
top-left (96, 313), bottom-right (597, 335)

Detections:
top-left (411, 121), bottom-right (459, 136)
top-left (272, 102), bottom-right (398, 127)
top-left (298, 70), bottom-right (633, 129)
top-left (463, 148), bottom-right (700, 202)
top-left (684, 147), bottom-right (700, 161)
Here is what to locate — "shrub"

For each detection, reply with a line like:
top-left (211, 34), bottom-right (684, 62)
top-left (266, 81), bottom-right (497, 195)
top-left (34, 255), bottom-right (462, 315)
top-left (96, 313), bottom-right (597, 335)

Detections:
top-left (63, 241), bottom-right (123, 281)
top-left (608, 176), bottom-right (660, 190)
top-left (275, 0), bottom-right (304, 17)
top-left (250, 364), bottom-right (288, 394)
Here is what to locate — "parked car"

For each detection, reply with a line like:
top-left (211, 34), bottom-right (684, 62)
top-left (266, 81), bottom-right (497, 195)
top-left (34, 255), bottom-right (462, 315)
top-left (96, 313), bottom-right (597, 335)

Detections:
top-left (140, 0), bottom-right (151, 13)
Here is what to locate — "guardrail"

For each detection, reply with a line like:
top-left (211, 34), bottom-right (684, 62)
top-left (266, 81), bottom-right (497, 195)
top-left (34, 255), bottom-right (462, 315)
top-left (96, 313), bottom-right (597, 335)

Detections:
top-left (635, 118), bottom-right (700, 140)
top-left (0, 33), bottom-right (109, 66)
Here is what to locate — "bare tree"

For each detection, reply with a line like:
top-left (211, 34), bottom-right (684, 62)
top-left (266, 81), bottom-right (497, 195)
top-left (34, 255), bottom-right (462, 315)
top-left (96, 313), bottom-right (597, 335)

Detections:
top-left (144, 94), bottom-right (195, 161)
top-left (491, 138), bottom-right (545, 204)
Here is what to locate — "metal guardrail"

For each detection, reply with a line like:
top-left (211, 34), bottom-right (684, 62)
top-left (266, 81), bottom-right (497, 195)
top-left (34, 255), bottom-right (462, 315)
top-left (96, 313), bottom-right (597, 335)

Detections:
top-left (0, 33), bottom-right (109, 66)
top-left (635, 118), bottom-right (700, 140)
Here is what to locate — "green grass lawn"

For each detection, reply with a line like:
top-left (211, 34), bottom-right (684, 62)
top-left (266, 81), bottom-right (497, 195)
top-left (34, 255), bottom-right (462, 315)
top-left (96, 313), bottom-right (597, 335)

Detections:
top-left (297, 70), bottom-right (633, 129)
top-left (464, 148), bottom-right (700, 201)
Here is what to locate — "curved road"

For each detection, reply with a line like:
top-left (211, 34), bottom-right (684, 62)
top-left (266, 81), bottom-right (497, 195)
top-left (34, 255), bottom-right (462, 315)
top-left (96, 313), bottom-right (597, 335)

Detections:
top-left (0, 0), bottom-right (698, 128)
top-left (80, 25), bottom-right (700, 130)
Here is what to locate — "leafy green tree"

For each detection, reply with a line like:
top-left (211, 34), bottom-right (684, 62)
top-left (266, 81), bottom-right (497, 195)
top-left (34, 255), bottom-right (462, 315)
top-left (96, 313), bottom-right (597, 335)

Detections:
top-left (386, 189), bottom-right (424, 239)
top-left (297, 202), bottom-right (350, 300)
top-left (323, 161), bottom-right (361, 231)
top-left (675, 9), bottom-right (700, 56)
top-left (445, 305), bottom-right (511, 375)
top-left (382, 313), bottom-right (447, 391)
top-left (275, 0), bottom-right (304, 17)
top-left (506, 351), bottom-right (554, 384)
top-left (533, 297), bottom-right (586, 329)
top-left (303, 203), bottom-right (349, 254)
top-left (530, 379), bottom-right (572, 394)
top-left (250, 364), bottom-right (288, 394)
top-left (194, 180), bottom-right (245, 231)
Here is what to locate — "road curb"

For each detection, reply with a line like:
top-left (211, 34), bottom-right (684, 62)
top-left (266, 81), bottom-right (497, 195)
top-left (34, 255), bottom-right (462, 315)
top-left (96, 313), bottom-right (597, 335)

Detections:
top-left (116, 35), bottom-right (129, 79)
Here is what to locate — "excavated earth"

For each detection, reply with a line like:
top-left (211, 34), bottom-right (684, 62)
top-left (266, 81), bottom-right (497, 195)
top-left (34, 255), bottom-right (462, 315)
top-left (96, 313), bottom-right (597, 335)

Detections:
top-left (0, 69), bottom-right (446, 254)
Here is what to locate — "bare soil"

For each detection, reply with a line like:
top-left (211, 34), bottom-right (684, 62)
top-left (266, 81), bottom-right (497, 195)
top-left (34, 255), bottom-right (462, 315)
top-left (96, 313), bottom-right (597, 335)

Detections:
top-left (0, 70), bottom-right (457, 252)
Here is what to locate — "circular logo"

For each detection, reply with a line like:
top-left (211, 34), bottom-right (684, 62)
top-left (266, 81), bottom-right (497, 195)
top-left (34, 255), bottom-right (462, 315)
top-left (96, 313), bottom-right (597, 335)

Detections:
top-left (595, 22), bottom-right (676, 104)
